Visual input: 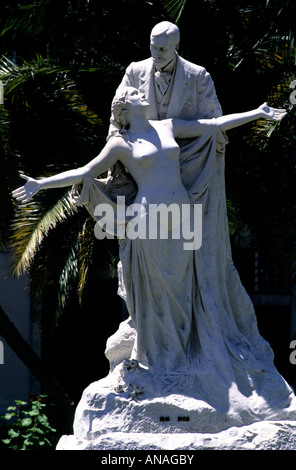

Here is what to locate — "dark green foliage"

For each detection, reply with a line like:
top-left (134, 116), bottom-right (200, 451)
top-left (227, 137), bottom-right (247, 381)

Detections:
top-left (0, 395), bottom-right (57, 450)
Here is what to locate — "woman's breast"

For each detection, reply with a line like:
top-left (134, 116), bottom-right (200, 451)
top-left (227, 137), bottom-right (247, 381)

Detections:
top-left (131, 140), bottom-right (158, 167)
top-left (131, 138), bottom-right (180, 167)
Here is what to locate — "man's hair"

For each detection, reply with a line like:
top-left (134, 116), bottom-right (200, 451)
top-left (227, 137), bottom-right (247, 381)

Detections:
top-left (150, 21), bottom-right (180, 47)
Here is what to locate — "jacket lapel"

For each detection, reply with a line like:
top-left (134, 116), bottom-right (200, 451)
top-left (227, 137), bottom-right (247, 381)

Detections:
top-left (137, 59), bottom-right (158, 119)
top-left (166, 55), bottom-right (191, 118)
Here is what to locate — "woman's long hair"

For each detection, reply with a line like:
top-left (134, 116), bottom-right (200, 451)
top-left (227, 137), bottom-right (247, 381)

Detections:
top-left (105, 87), bottom-right (138, 201)
top-left (107, 87), bottom-right (132, 141)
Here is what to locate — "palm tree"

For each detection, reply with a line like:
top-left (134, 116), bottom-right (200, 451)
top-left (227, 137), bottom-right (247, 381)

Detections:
top-left (0, 55), bottom-right (111, 323)
top-left (0, 0), bottom-right (167, 407)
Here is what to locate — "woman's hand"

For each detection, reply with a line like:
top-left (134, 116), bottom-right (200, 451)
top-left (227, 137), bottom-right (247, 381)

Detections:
top-left (12, 174), bottom-right (41, 203)
top-left (258, 102), bottom-right (287, 121)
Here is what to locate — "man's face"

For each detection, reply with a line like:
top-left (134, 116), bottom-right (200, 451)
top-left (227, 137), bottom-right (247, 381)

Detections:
top-left (150, 35), bottom-right (176, 69)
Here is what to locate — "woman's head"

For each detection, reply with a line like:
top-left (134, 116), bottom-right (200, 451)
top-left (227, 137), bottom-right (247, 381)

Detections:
top-left (108, 87), bottom-right (149, 139)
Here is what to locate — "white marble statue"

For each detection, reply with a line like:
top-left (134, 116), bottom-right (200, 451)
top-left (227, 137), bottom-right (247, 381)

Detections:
top-left (11, 21), bottom-right (295, 450)
top-left (114, 21), bottom-right (222, 122)
top-left (108, 21), bottom-right (222, 191)
top-left (106, 21), bottom-right (223, 201)
top-left (13, 87), bottom-right (296, 430)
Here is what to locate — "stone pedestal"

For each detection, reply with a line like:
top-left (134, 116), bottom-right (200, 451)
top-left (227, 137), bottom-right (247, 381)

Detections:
top-left (57, 421), bottom-right (296, 450)
top-left (56, 319), bottom-right (296, 451)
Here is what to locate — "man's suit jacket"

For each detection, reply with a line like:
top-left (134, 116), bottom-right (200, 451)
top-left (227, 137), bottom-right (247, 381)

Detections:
top-left (117, 54), bottom-right (222, 120)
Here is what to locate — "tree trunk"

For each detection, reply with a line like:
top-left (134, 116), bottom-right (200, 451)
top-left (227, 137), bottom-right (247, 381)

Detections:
top-left (0, 305), bottom-right (75, 434)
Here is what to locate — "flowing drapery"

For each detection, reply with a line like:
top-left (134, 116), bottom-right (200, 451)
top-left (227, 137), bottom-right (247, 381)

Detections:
top-left (72, 123), bottom-right (296, 419)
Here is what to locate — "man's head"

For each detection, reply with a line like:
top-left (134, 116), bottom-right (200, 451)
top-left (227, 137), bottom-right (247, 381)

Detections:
top-left (150, 21), bottom-right (180, 69)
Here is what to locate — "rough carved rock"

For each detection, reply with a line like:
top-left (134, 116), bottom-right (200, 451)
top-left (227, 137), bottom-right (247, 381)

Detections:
top-left (104, 318), bottom-right (135, 371)
top-left (56, 319), bottom-right (296, 450)
top-left (57, 421), bottom-right (296, 450)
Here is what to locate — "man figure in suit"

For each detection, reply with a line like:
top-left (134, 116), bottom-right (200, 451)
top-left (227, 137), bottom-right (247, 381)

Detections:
top-left (115, 21), bottom-right (222, 122)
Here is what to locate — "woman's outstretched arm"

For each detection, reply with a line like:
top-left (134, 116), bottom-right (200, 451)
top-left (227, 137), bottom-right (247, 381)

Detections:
top-left (12, 138), bottom-right (128, 203)
top-left (214, 102), bottom-right (287, 131)
top-left (172, 103), bottom-right (287, 138)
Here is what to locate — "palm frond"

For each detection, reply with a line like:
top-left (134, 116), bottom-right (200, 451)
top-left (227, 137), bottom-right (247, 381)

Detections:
top-left (76, 216), bottom-right (95, 301)
top-left (10, 190), bottom-right (77, 277)
top-left (0, 55), bottom-right (69, 95)
top-left (1, 0), bottom-right (50, 39)
top-left (76, 216), bottom-right (119, 303)
top-left (248, 74), bottom-right (295, 150)
top-left (56, 242), bottom-right (79, 319)
top-left (24, 205), bottom-right (90, 330)
top-left (163, 0), bottom-right (187, 23)
top-left (0, 54), bottom-right (109, 104)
